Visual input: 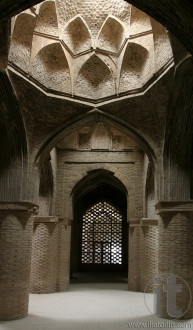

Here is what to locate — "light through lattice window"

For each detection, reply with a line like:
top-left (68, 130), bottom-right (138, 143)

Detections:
top-left (81, 201), bottom-right (122, 265)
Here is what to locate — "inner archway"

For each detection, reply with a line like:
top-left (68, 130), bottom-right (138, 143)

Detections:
top-left (29, 117), bottom-right (158, 292)
top-left (71, 171), bottom-right (128, 277)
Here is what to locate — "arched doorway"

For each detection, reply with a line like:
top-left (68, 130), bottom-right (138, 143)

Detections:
top-left (71, 170), bottom-right (128, 277)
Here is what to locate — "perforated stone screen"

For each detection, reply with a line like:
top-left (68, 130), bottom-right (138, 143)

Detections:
top-left (81, 201), bottom-right (122, 265)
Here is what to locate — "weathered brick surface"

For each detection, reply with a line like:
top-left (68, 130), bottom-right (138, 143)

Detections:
top-left (140, 220), bottom-right (159, 292)
top-left (55, 127), bottom-right (145, 291)
top-left (128, 223), bottom-right (140, 291)
top-left (56, 152), bottom-right (143, 219)
top-left (0, 207), bottom-right (35, 320)
top-left (38, 195), bottom-right (51, 217)
top-left (63, 17), bottom-right (91, 55)
top-left (9, 0), bottom-right (173, 100)
top-left (9, 14), bottom-right (35, 72)
top-left (30, 218), bottom-right (58, 294)
top-left (35, 1), bottom-right (58, 36)
top-left (31, 43), bottom-right (71, 93)
top-left (151, 18), bottom-right (173, 72)
top-left (98, 17), bottom-right (124, 54)
top-left (56, 0), bottom-right (131, 38)
top-left (119, 40), bottom-right (153, 92)
top-left (130, 6), bottom-right (151, 35)
top-left (75, 55), bottom-right (115, 99)
top-left (56, 219), bottom-right (71, 291)
top-left (156, 202), bottom-right (193, 319)
top-left (1, 0), bottom-right (193, 323)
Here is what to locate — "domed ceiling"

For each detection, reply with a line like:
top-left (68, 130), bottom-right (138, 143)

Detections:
top-left (8, 0), bottom-right (173, 104)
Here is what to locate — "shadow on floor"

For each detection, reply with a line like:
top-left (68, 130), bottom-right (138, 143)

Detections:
top-left (70, 271), bottom-right (128, 284)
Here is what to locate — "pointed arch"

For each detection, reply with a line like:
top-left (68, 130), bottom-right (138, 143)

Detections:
top-left (98, 16), bottom-right (125, 54)
top-left (72, 169), bottom-right (128, 205)
top-left (1, 0), bottom-right (193, 56)
top-left (119, 42), bottom-right (150, 92)
top-left (35, 1), bottom-right (58, 36)
top-left (35, 110), bottom-right (157, 171)
top-left (31, 42), bottom-right (71, 93)
top-left (75, 55), bottom-right (115, 99)
top-left (9, 13), bottom-right (35, 72)
top-left (71, 169), bottom-right (128, 273)
top-left (63, 15), bottom-right (92, 55)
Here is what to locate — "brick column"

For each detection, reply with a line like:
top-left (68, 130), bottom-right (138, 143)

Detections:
top-left (30, 217), bottom-right (58, 294)
top-left (0, 202), bottom-right (37, 320)
top-left (156, 201), bottom-right (193, 319)
top-left (128, 219), bottom-right (140, 291)
top-left (56, 218), bottom-right (72, 291)
top-left (140, 218), bottom-right (159, 292)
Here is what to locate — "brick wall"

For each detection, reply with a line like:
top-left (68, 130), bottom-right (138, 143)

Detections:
top-left (30, 218), bottom-right (58, 294)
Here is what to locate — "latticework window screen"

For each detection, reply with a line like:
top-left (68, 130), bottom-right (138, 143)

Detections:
top-left (81, 201), bottom-right (122, 265)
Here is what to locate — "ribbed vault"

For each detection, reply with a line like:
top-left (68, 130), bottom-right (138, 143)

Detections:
top-left (8, 0), bottom-right (173, 102)
top-left (1, 0), bottom-right (193, 57)
top-left (35, 1), bottom-right (58, 36)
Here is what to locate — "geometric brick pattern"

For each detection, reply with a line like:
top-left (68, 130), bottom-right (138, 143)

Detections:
top-left (57, 124), bottom-right (139, 151)
top-left (35, 1), bottom-right (58, 37)
top-left (63, 16), bottom-right (91, 55)
top-left (31, 43), bottom-right (71, 93)
top-left (0, 0), bottom-right (192, 324)
top-left (75, 55), bottom-right (115, 99)
top-left (56, 0), bottom-right (131, 38)
top-left (119, 42), bottom-right (151, 92)
top-left (9, 14), bottom-right (35, 72)
top-left (9, 0), bottom-right (172, 100)
top-left (98, 17), bottom-right (124, 54)
top-left (57, 132), bottom-right (78, 150)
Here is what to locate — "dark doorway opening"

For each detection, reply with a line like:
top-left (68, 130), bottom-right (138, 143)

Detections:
top-left (71, 170), bottom-right (128, 279)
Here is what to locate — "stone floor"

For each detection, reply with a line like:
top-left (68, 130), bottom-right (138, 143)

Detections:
top-left (0, 273), bottom-right (193, 330)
